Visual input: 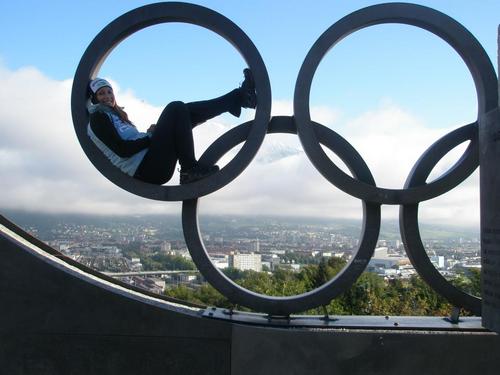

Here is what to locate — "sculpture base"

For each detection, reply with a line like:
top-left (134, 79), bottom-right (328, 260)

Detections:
top-left (1, 224), bottom-right (499, 374)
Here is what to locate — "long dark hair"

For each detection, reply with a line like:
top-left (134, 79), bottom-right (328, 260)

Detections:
top-left (111, 104), bottom-right (134, 125)
top-left (88, 84), bottom-right (134, 126)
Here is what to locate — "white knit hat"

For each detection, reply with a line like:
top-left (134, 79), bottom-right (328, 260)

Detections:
top-left (89, 78), bottom-right (112, 94)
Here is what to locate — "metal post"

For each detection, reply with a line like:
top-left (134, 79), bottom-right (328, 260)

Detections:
top-left (479, 25), bottom-right (500, 334)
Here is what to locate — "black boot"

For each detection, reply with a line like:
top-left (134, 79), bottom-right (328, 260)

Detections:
top-left (239, 68), bottom-right (257, 109)
top-left (229, 69), bottom-right (257, 117)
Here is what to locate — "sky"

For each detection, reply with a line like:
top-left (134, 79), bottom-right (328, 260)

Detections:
top-left (0, 0), bottom-right (499, 229)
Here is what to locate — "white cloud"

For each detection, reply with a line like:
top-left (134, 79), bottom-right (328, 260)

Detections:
top-left (0, 64), bottom-right (480, 227)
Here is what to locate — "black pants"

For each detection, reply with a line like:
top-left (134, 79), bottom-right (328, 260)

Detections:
top-left (134, 89), bottom-right (240, 184)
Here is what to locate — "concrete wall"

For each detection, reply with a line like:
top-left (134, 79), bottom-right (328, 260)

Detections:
top-left (0, 225), bottom-right (231, 374)
top-left (1, 225), bottom-right (500, 375)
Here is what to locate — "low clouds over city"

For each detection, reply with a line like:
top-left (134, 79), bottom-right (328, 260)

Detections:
top-left (0, 64), bottom-right (479, 227)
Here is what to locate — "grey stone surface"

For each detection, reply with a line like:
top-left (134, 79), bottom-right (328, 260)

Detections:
top-left (480, 26), bottom-right (500, 333)
top-left (1, 334), bottom-right (229, 375)
top-left (231, 324), bottom-right (500, 375)
top-left (2, 222), bottom-right (500, 374)
top-left (0, 227), bottom-right (232, 374)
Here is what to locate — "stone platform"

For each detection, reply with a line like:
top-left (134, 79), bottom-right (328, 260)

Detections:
top-left (1, 222), bottom-right (499, 375)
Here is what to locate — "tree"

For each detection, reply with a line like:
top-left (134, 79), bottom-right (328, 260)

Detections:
top-left (165, 263), bottom-right (479, 317)
top-left (313, 258), bottom-right (331, 288)
top-left (165, 284), bottom-right (231, 308)
top-left (142, 253), bottom-right (195, 271)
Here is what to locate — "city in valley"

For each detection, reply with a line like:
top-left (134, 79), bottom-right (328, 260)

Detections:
top-left (7, 211), bottom-right (481, 297)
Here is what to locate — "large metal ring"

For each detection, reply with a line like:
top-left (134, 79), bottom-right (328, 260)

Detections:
top-left (294, 2), bottom-right (497, 205)
top-left (400, 123), bottom-right (481, 315)
top-left (71, 2), bottom-right (271, 201)
top-left (182, 116), bottom-right (381, 315)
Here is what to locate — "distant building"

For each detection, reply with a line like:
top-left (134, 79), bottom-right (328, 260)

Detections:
top-left (446, 259), bottom-right (460, 270)
top-left (330, 234), bottom-right (336, 245)
top-left (161, 241), bottom-right (171, 253)
top-left (270, 249), bottom-right (286, 255)
top-left (398, 265), bottom-right (416, 279)
top-left (368, 247), bottom-right (411, 271)
top-left (262, 254), bottom-right (280, 271)
top-left (177, 274), bottom-right (198, 284)
top-left (130, 258), bottom-right (142, 271)
top-left (457, 263), bottom-right (481, 271)
top-left (279, 263), bottom-right (301, 272)
top-left (211, 254), bottom-right (229, 269)
top-left (150, 277), bottom-right (166, 292)
top-left (430, 255), bottom-right (445, 269)
top-left (228, 252), bottom-right (262, 272)
top-left (377, 240), bottom-right (387, 247)
top-left (130, 276), bottom-right (163, 294)
top-left (174, 249), bottom-right (192, 260)
top-left (252, 239), bottom-right (260, 253)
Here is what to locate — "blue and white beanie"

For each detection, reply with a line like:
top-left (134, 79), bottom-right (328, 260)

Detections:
top-left (89, 78), bottom-right (112, 94)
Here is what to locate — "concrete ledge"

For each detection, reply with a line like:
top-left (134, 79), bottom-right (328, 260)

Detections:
top-left (1, 333), bottom-right (229, 375)
top-left (232, 324), bottom-right (500, 375)
top-left (1, 223), bottom-right (500, 374)
top-left (0, 225), bottom-right (232, 374)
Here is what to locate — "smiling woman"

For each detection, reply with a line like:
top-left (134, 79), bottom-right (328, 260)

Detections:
top-left (86, 71), bottom-right (257, 185)
top-left (71, 2), bottom-right (272, 202)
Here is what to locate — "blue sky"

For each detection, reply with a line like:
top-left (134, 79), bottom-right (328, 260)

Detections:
top-left (1, 1), bottom-right (498, 107)
top-left (0, 1), bottom-right (498, 226)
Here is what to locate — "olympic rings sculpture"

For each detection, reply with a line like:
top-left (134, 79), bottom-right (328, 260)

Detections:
top-left (71, 2), bottom-right (497, 315)
top-left (71, 2), bottom-right (272, 201)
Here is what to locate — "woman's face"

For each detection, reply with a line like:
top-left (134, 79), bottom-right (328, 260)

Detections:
top-left (95, 86), bottom-right (116, 107)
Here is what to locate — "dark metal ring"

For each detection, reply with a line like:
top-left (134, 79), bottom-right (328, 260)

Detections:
top-left (294, 2), bottom-right (497, 205)
top-left (182, 116), bottom-right (381, 315)
top-left (71, 2), bottom-right (271, 201)
top-left (400, 123), bottom-right (481, 315)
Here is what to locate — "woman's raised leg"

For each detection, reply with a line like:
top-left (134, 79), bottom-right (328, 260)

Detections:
top-left (188, 68), bottom-right (257, 127)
